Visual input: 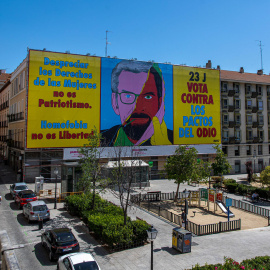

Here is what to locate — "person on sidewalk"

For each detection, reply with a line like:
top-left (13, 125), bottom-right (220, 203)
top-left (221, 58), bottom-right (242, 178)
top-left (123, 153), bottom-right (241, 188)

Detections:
top-left (0, 194), bottom-right (2, 204)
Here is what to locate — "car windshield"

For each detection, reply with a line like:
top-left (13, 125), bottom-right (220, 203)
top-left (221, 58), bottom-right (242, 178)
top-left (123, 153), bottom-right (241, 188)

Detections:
top-left (15, 185), bottom-right (27, 191)
top-left (22, 193), bottom-right (36, 198)
top-left (74, 261), bottom-right (99, 270)
top-left (33, 205), bottom-right (47, 211)
top-left (56, 232), bottom-right (75, 242)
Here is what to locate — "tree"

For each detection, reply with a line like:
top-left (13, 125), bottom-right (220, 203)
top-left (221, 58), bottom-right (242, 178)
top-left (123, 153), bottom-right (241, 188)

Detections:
top-left (260, 166), bottom-right (270, 189)
top-left (109, 146), bottom-right (140, 226)
top-left (211, 144), bottom-right (231, 178)
top-left (78, 127), bottom-right (105, 210)
top-left (245, 161), bottom-right (253, 183)
top-left (164, 145), bottom-right (199, 202)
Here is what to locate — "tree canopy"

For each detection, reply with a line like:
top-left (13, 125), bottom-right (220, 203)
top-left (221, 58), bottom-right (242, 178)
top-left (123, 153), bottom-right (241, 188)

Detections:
top-left (211, 144), bottom-right (231, 176)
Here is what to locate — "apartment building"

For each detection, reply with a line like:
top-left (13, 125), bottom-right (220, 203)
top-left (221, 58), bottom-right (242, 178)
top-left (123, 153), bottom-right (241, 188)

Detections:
top-left (0, 73), bottom-right (11, 160)
top-left (220, 67), bottom-right (270, 174)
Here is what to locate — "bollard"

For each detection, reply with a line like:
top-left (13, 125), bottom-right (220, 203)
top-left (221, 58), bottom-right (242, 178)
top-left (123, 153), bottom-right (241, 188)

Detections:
top-left (38, 218), bottom-right (43, 230)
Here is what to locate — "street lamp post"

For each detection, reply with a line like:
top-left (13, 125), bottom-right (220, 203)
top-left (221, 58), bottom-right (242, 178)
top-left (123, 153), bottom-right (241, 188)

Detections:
top-left (147, 225), bottom-right (158, 270)
top-left (253, 149), bottom-right (256, 175)
top-left (54, 167), bottom-right (59, 209)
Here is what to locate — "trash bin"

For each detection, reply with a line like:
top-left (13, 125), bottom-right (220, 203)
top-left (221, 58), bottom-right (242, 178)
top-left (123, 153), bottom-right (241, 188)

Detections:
top-left (38, 218), bottom-right (43, 230)
top-left (172, 227), bottom-right (192, 253)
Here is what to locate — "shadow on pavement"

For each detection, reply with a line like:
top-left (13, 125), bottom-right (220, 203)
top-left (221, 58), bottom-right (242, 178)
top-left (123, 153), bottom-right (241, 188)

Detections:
top-left (10, 201), bottom-right (19, 210)
top-left (160, 246), bottom-right (180, 255)
top-left (34, 242), bottom-right (55, 266)
top-left (5, 193), bottom-right (13, 201)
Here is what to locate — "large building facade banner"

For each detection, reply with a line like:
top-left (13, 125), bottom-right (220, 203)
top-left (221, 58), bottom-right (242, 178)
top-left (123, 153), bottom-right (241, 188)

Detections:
top-left (27, 50), bottom-right (220, 148)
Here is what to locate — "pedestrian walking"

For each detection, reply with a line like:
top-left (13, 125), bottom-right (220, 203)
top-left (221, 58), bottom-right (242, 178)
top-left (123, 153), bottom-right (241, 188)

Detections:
top-left (0, 194), bottom-right (2, 204)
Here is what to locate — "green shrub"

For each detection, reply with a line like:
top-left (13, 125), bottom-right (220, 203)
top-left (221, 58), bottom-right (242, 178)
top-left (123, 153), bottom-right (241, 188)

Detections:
top-left (191, 256), bottom-right (270, 269)
top-left (225, 183), bottom-right (238, 193)
top-left (236, 184), bottom-right (250, 195)
top-left (223, 179), bottom-right (236, 185)
top-left (131, 220), bottom-right (150, 242)
top-left (212, 183), bottom-right (221, 189)
top-left (211, 176), bottom-right (223, 183)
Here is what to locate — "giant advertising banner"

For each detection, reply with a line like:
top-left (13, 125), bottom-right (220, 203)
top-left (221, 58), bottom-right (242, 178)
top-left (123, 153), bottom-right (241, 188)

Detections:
top-left (27, 50), bottom-right (220, 148)
top-left (173, 66), bottom-right (221, 144)
top-left (27, 50), bottom-right (101, 148)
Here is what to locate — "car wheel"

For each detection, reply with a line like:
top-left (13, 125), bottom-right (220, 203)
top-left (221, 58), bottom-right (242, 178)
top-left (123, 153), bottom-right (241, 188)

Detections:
top-left (49, 251), bottom-right (54, 262)
top-left (18, 203), bottom-right (21, 210)
top-left (57, 263), bottom-right (60, 270)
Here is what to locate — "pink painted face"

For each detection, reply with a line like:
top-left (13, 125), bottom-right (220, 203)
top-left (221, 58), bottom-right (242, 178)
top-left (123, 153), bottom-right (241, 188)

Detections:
top-left (112, 70), bottom-right (162, 142)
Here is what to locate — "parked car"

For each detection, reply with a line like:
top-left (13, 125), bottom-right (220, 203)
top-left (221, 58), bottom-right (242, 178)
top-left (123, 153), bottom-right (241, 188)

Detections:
top-left (10, 182), bottom-right (28, 198)
top-left (57, 252), bottom-right (101, 270)
top-left (23, 200), bottom-right (50, 223)
top-left (41, 228), bottom-right (80, 261)
top-left (15, 190), bottom-right (37, 209)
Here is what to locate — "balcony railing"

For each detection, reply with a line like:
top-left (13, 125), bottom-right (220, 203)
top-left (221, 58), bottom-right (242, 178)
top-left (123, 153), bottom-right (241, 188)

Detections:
top-left (252, 122), bottom-right (259, 128)
top-left (7, 139), bottom-right (24, 149)
top-left (228, 90), bottom-right (235, 97)
top-left (251, 92), bottom-right (258, 98)
top-left (228, 105), bottom-right (235, 112)
top-left (229, 121), bottom-right (235, 128)
top-left (8, 112), bottom-right (24, 123)
top-left (252, 107), bottom-right (258, 113)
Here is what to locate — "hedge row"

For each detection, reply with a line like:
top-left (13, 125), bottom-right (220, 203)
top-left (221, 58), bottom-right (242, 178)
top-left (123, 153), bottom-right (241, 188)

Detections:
top-left (65, 194), bottom-right (150, 248)
top-left (216, 178), bottom-right (270, 200)
top-left (191, 256), bottom-right (270, 269)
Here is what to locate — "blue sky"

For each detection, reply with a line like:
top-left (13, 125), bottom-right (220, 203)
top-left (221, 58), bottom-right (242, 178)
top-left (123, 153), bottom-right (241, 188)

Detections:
top-left (1, 0), bottom-right (270, 74)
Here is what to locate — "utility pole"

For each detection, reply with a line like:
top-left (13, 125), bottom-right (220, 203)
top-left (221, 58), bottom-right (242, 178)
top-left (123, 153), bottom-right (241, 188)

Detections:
top-left (105, 30), bottom-right (111, 57)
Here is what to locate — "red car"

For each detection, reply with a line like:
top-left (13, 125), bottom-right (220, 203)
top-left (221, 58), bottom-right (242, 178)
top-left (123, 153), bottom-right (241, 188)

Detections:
top-left (15, 190), bottom-right (37, 209)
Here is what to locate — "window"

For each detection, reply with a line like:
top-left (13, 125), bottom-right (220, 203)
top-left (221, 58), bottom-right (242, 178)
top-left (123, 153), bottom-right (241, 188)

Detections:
top-left (258, 159), bottom-right (263, 172)
top-left (222, 99), bottom-right (228, 109)
top-left (246, 129), bottom-right (253, 141)
top-left (235, 114), bottom-right (241, 125)
top-left (235, 160), bottom-right (241, 173)
top-left (256, 85), bottom-right (262, 96)
top-left (235, 99), bottom-right (241, 109)
top-left (246, 114), bottom-right (252, 125)
top-left (223, 114), bottom-right (229, 125)
top-left (235, 129), bottom-right (241, 142)
top-left (258, 145), bottom-right (263, 155)
top-left (222, 130), bottom-right (229, 142)
top-left (234, 83), bottom-right (240, 94)
top-left (247, 145), bottom-right (251, 156)
top-left (245, 84), bottom-right (251, 95)
top-left (258, 114), bottom-right (264, 125)
top-left (235, 146), bottom-right (240, 156)
top-left (222, 146), bottom-right (227, 155)
top-left (258, 100), bottom-right (263, 110)
top-left (221, 82), bottom-right (228, 93)
top-left (267, 86), bottom-right (270, 96)
top-left (246, 99), bottom-right (252, 110)
top-left (258, 130), bottom-right (264, 142)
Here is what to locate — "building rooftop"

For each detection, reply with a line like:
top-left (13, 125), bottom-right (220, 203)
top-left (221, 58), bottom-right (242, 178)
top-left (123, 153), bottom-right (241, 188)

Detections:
top-left (220, 69), bottom-right (270, 84)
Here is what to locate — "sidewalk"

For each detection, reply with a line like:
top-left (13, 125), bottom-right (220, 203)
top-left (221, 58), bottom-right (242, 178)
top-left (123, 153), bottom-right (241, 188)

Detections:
top-left (1, 163), bottom-right (270, 270)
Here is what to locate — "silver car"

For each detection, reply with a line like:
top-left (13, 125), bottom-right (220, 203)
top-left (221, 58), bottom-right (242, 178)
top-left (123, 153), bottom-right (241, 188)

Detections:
top-left (10, 182), bottom-right (28, 198)
top-left (23, 200), bottom-right (50, 223)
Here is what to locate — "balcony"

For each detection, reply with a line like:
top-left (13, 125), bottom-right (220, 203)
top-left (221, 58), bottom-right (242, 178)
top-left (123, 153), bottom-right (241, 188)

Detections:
top-left (252, 122), bottom-right (259, 128)
top-left (222, 121), bottom-right (229, 126)
top-left (8, 112), bottom-right (24, 123)
top-left (229, 137), bottom-right (236, 144)
top-left (229, 121), bottom-right (235, 128)
top-left (222, 137), bottom-right (229, 144)
top-left (228, 90), bottom-right (235, 97)
top-left (252, 107), bottom-right (258, 113)
top-left (253, 137), bottom-right (260, 143)
top-left (235, 121), bottom-right (241, 127)
top-left (228, 105), bottom-right (235, 112)
top-left (251, 92), bottom-right (258, 98)
top-left (7, 139), bottom-right (24, 149)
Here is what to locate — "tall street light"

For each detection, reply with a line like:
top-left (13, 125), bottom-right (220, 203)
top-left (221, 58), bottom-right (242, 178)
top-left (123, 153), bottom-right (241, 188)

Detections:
top-left (54, 167), bottom-right (59, 209)
top-left (147, 225), bottom-right (158, 270)
top-left (253, 149), bottom-right (256, 175)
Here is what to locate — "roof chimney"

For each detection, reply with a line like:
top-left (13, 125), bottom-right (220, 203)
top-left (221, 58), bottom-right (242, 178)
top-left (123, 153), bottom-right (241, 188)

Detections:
top-left (239, 67), bottom-right (244, 73)
top-left (257, 69), bottom-right (263, 75)
top-left (217, 65), bottom-right (220, 70)
top-left (206, 60), bottom-right (212, 69)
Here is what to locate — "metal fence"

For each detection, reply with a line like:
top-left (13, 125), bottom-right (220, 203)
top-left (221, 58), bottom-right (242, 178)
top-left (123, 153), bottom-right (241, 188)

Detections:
top-left (223, 196), bottom-right (270, 224)
top-left (186, 219), bottom-right (241, 236)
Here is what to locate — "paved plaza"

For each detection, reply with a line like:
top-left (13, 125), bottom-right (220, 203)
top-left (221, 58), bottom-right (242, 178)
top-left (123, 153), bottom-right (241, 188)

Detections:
top-left (1, 163), bottom-right (270, 270)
